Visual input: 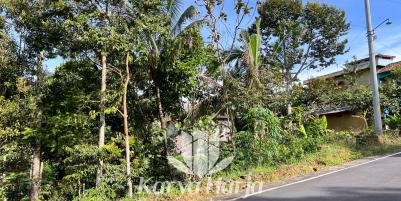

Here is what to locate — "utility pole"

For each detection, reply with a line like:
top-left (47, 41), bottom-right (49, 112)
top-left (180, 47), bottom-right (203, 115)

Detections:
top-left (364, 0), bottom-right (383, 135)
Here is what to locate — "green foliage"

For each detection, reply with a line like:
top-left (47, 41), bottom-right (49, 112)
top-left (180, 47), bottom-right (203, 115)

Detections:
top-left (0, 21), bottom-right (24, 98)
top-left (233, 107), bottom-right (281, 168)
top-left (381, 68), bottom-right (401, 118)
top-left (257, 0), bottom-right (349, 81)
top-left (386, 115), bottom-right (401, 130)
top-left (277, 109), bottom-right (329, 163)
top-left (0, 80), bottom-right (37, 200)
top-left (231, 106), bottom-right (329, 171)
top-left (73, 188), bottom-right (117, 201)
top-left (243, 106), bottom-right (281, 140)
top-left (0, 1), bottom-right (369, 200)
top-left (235, 18), bottom-right (263, 91)
top-left (279, 78), bottom-right (373, 121)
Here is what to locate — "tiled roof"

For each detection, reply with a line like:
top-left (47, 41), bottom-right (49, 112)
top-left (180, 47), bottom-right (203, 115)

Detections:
top-left (378, 61), bottom-right (401, 73)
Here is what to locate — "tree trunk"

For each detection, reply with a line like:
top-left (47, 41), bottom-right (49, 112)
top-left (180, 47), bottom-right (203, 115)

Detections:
top-left (155, 83), bottom-right (169, 155)
top-left (30, 145), bottom-right (41, 201)
top-left (96, 54), bottom-right (107, 188)
top-left (150, 45), bottom-right (168, 155)
top-left (155, 85), bottom-right (166, 129)
top-left (30, 51), bottom-right (45, 201)
top-left (123, 53), bottom-right (133, 197)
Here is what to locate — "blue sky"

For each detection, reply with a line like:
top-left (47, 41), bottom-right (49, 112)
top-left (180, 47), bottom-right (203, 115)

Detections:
top-left (46, 0), bottom-right (401, 81)
top-left (188, 0), bottom-right (401, 80)
top-left (302, 0), bottom-right (401, 80)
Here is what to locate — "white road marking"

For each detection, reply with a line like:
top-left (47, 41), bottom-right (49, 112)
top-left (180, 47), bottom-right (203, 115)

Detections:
top-left (227, 151), bottom-right (401, 200)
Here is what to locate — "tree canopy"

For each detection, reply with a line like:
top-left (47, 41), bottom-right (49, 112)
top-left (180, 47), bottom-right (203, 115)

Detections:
top-left (2, 1), bottom-right (399, 201)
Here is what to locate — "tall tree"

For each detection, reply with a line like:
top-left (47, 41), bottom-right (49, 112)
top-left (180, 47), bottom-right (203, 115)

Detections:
top-left (0, 14), bottom-right (24, 98)
top-left (0, 12), bottom-right (33, 200)
top-left (60, 0), bottom-right (127, 187)
top-left (257, 0), bottom-right (349, 87)
top-left (2, 1), bottom-right (67, 199)
top-left (138, 0), bottom-right (201, 154)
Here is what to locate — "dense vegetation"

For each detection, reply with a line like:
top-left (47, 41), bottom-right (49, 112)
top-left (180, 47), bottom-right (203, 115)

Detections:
top-left (0, 0), bottom-right (400, 200)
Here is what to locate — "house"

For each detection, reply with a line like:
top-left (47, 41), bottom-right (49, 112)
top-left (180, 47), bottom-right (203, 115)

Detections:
top-left (304, 55), bottom-right (400, 132)
top-left (304, 54), bottom-right (395, 87)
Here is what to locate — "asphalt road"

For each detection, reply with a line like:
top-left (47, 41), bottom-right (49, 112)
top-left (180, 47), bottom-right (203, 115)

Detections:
top-left (238, 152), bottom-right (401, 201)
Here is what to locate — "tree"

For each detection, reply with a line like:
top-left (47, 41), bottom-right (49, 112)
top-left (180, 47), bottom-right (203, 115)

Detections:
top-left (60, 0), bottom-right (127, 187)
top-left (0, 79), bottom-right (38, 200)
top-left (2, 1), bottom-right (68, 199)
top-left (122, 53), bottom-right (132, 196)
top-left (42, 60), bottom-right (99, 200)
top-left (0, 15), bottom-right (25, 98)
top-left (189, 0), bottom-right (253, 125)
top-left (0, 14), bottom-right (33, 200)
top-left (0, 0), bottom-right (366, 200)
top-left (138, 0), bottom-right (201, 154)
top-left (257, 0), bottom-right (349, 88)
top-left (382, 68), bottom-right (401, 118)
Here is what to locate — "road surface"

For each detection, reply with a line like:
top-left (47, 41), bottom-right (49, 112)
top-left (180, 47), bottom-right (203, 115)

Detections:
top-left (237, 152), bottom-right (401, 201)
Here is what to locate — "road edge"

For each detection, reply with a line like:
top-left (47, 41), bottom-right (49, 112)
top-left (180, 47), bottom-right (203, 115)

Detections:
top-left (218, 150), bottom-right (401, 201)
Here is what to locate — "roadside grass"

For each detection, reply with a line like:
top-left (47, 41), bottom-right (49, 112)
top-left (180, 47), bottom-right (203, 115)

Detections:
top-left (134, 131), bottom-right (401, 201)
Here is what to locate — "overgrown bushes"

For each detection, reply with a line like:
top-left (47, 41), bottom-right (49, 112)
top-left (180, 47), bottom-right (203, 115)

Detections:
top-left (229, 106), bottom-right (329, 171)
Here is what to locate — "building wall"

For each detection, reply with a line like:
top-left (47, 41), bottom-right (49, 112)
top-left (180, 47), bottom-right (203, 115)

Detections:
top-left (354, 69), bottom-right (372, 87)
top-left (325, 111), bottom-right (368, 132)
top-left (332, 69), bottom-right (372, 88)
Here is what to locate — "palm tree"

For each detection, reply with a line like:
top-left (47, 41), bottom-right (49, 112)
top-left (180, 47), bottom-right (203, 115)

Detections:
top-left (143, 0), bottom-right (202, 154)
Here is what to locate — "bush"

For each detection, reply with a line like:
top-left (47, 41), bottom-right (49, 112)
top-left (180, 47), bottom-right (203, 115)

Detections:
top-left (274, 132), bottom-right (323, 164)
top-left (231, 106), bottom-right (329, 169)
top-left (232, 106), bottom-right (282, 168)
top-left (386, 114), bottom-right (401, 130)
top-left (73, 188), bottom-right (116, 201)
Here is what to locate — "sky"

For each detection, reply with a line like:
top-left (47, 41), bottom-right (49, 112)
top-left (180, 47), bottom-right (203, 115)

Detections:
top-left (45, 0), bottom-right (401, 81)
top-left (301, 0), bottom-right (401, 80)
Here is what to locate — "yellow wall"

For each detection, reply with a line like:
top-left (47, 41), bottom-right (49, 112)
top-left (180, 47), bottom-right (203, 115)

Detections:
top-left (325, 111), bottom-right (367, 132)
top-left (333, 69), bottom-right (372, 87)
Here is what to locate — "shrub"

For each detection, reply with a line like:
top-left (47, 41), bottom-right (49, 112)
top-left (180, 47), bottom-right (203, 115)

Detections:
top-left (232, 106), bottom-right (282, 168)
top-left (231, 106), bottom-right (329, 168)
top-left (386, 114), bottom-right (401, 130)
top-left (73, 188), bottom-right (116, 201)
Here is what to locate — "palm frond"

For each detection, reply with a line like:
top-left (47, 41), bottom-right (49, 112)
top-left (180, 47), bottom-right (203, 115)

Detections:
top-left (174, 19), bottom-right (204, 37)
top-left (167, 0), bottom-right (183, 19)
top-left (172, 5), bottom-right (198, 35)
top-left (249, 35), bottom-right (259, 67)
